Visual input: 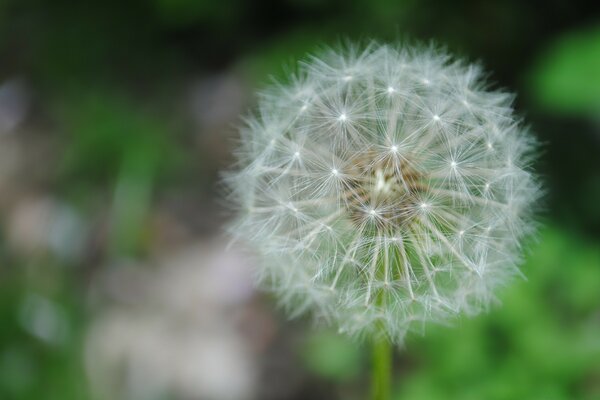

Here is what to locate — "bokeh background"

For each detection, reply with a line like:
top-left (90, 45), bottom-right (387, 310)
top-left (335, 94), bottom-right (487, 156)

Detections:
top-left (0, 1), bottom-right (599, 399)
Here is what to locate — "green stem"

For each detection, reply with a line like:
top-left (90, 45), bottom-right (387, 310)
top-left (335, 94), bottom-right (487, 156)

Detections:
top-left (371, 333), bottom-right (392, 400)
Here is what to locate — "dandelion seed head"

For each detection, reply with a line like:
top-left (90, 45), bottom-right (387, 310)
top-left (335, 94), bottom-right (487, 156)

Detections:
top-left (225, 42), bottom-right (540, 343)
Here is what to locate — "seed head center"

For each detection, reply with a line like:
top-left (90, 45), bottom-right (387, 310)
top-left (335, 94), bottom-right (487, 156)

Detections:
top-left (374, 169), bottom-right (394, 194)
top-left (346, 152), bottom-right (424, 230)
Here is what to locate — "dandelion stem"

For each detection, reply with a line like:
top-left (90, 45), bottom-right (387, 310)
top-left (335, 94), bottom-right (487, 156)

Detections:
top-left (371, 330), bottom-right (392, 400)
top-left (371, 277), bottom-right (392, 400)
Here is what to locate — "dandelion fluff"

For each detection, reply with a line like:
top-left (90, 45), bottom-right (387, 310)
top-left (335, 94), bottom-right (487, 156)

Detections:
top-left (225, 42), bottom-right (539, 343)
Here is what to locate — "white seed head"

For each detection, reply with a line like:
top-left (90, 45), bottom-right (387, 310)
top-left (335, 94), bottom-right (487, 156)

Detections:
top-left (225, 42), bottom-right (540, 343)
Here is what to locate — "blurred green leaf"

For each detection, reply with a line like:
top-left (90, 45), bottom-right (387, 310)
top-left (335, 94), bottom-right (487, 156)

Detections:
top-left (55, 91), bottom-right (181, 256)
top-left (0, 268), bottom-right (91, 399)
top-left (58, 91), bottom-right (178, 187)
top-left (529, 25), bottom-right (600, 115)
top-left (396, 226), bottom-right (600, 400)
top-left (302, 331), bottom-right (363, 381)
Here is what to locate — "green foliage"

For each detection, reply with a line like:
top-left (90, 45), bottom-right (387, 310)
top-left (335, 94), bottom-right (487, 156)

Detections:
top-left (55, 90), bottom-right (181, 256)
top-left (302, 331), bottom-right (364, 381)
top-left (0, 268), bottom-right (90, 400)
top-left (529, 25), bottom-right (600, 115)
top-left (58, 91), bottom-right (177, 186)
top-left (393, 227), bottom-right (600, 400)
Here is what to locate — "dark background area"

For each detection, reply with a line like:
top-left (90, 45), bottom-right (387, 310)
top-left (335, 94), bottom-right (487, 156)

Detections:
top-left (0, 1), bottom-right (599, 399)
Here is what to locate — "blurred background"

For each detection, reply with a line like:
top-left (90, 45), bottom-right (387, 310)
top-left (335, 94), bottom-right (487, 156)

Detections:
top-left (0, 1), bottom-right (599, 399)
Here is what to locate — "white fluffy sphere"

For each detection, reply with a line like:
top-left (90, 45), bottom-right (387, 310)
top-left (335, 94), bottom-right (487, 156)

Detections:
top-left (226, 43), bottom-right (539, 343)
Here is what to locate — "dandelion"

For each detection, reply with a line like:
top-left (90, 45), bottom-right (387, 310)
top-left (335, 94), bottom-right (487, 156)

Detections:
top-left (225, 42), bottom-right (539, 347)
